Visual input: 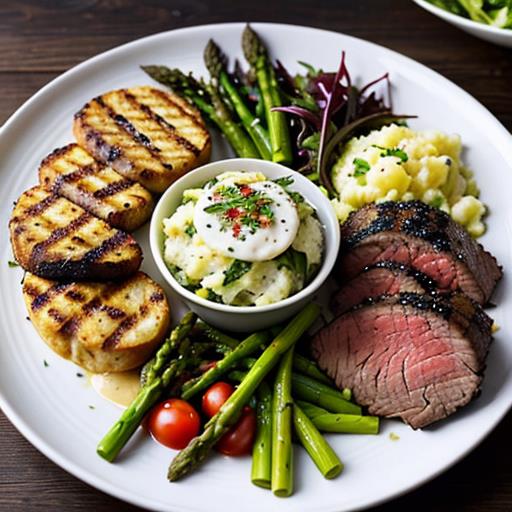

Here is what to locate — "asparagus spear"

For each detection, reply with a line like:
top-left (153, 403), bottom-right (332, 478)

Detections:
top-left (167, 303), bottom-right (320, 481)
top-left (181, 331), bottom-right (270, 399)
top-left (141, 65), bottom-right (259, 158)
top-left (97, 314), bottom-right (197, 462)
top-left (251, 382), bottom-right (273, 489)
top-left (242, 25), bottom-right (293, 165)
top-left (298, 401), bottom-right (379, 435)
top-left (293, 403), bottom-right (343, 479)
top-left (292, 373), bottom-right (361, 415)
top-left (293, 353), bottom-right (332, 385)
top-left (140, 312), bottom-right (197, 387)
top-left (194, 321), bottom-right (240, 349)
top-left (271, 347), bottom-right (294, 497)
top-left (204, 39), bottom-right (272, 160)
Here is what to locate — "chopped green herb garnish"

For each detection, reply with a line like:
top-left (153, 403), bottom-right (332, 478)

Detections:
top-left (273, 176), bottom-right (294, 188)
top-left (372, 145), bottom-right (409, 162)
top-left (7, 260), bottom-right (19, 268)
top-left (430, 196), bottom-right (444, 209)
top-left (88, 405), bottom-right (95, 410)
top-left (206, 289), bottom-right (224, 303)
top-left (353, 158), bottom-right (371, 177)
top-left (43, 359), bottom-right (49, 367)
top-left (184, 224), bottom-right (197, 238)
top-left (223, 260), bottom-right (252, 286)
top-left (204, 183), bottom-right (274, 237)
top-left (204, 177), bottom-right (219, 188)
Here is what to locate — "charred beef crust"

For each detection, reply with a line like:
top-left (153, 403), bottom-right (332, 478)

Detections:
top-left (337, 201), bottom-right (502, 304)
top-left (331, 261), bottom-right (438, 316)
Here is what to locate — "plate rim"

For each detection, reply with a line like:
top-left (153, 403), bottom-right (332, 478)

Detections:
top-left (1, 21), bottom-right (511, 512)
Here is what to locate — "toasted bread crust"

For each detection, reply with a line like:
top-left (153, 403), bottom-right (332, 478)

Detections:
top-left (39, 144), bottom-right (154, 231)
top-left (9, 186), bottom-right (142, 280)
top-left (73, 86), bottom-right (211, 193)
top-left (23, 272), bottom-right (170, 372)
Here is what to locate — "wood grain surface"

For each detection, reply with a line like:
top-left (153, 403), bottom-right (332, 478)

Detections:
top-left (1, 0), bottom-right (511, 510)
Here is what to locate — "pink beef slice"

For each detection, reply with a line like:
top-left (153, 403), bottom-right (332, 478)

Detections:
top-left (331, 261), bottom-right (440, 316)
top-left (312, 292), bottom-right (493, 429)
top-left (337, 201), bottom-right (502, 304)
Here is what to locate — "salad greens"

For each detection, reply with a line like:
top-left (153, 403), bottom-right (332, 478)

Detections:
top-left (428, 0), bottom-right (512, 28)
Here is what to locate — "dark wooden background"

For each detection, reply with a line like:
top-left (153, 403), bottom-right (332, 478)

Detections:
top-left (1, 0), bottom-right (511, 510)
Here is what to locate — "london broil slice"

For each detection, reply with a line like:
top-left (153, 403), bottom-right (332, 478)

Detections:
top-left (9, 186), bottom-right (142, 281)
top-left (23, 272), bottom-right (170, 373)
top-left (331, 261), bottom-right (439, 316)
top-left (337, 201), bottom-right (502, 304)
top-left (39, 143), bottom-right (154, 232)
top-left (312, 292), bottom-right (493, 429)
top-left (73, 86), bottom-right (211, 193)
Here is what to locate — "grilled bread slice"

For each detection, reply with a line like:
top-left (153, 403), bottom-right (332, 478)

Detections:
top-left (73, 86), bottom-right (211, 193)
top-left (23, 272), bottom-right (170, 372)
top-left (9, 186), bottom-right (142, 280)
top-left (39, 144), bottom-right (154, 232)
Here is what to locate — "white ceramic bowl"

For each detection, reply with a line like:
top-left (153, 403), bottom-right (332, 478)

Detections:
top-left (414, 0), bottom-right (512, 47)
top-left (150, 158), bottom-right (340, 332)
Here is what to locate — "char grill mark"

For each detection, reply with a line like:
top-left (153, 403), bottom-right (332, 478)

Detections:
top-left (30, 282), bottom-right (73, 310)
top-left (33, 231), bottom-right (133, 280)
top-left (92, 179), bottom-right (133, 199)
top-left (30, 213), bottom-right (91, 262)
top-left (122, 91), bottom-right (201, 156)
top-left (93, 96), bottom-right (165, 162)
top-left (102, 315), bottom-right (137, 349)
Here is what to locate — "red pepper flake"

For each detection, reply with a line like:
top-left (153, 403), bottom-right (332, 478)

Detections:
top-left (226, 208), bottom-right (241, 220)
top-left (240, 185), bottom-right (253, 197)
top-left (232, 223), bottom-right (241, 238)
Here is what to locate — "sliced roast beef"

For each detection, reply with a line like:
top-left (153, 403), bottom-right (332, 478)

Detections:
top-left (312, 292), bottom-right (493, 429)
top-left (331, 261), bottom-right (439, 315)
top-left (337, 201), bottom-right (502, 304)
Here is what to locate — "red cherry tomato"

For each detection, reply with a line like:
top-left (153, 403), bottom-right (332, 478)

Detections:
top-left (148, 399), bottom-right (200, 450)
top-left (202, 381), bottom-right (235, 418)
top-left (216, 406), bottom-right (256, 456)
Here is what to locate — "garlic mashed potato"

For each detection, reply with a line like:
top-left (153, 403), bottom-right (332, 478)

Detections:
top-left (331, 124), bottom-right (486, 237)
top-left (163, 171), bottom-right (324, 307)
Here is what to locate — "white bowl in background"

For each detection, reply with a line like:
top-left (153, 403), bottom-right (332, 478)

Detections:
top-left (150, 157), bottom-right (340, 332)
top-left (414, 0), bottom-right (512, 48)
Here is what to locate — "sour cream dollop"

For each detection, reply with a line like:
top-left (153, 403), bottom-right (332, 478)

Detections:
top-left (194, 178), bottom-right (300, 262)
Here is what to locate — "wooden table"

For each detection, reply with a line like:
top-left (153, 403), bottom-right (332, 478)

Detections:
top-left (1, 1), bottom-right (511, 510)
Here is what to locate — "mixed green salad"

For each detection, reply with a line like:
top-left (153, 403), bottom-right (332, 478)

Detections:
top-left (428, 0), bottom-right (512, 28)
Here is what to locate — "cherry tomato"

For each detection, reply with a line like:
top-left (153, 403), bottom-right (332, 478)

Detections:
top-left (148, 399), bottom-right (200, 450)
top-left (216, 406), bottom-right (256, 456)
top-left (202, 381), bottom-right (235, 418)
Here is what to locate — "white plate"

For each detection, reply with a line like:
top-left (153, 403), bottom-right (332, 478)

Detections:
top-left (0, 22), bottom-right (511, 512)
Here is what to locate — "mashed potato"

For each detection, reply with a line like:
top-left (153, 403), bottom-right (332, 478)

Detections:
top-left (331, 124), bottom-right (486, 236)
top-left (163, 171), bottom-right (324, 307)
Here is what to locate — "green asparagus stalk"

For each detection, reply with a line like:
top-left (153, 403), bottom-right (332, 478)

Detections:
top-left (139, 312), bottom-right (197, 387)
top-left (271, 347), bottom-right (295, 497)
top-left (298, 401), bottom-right (379, 434)
top-left (251, 381), bottom-right (273, 489)
top-left (141, 65), bottom-right (259, 158)
top-left (204, 39), bottom-right (272, 160)
top-left (293, 353), bottom-right (332, 385)
top-left (167, 303), bottom-right (320, 481)
top-left (181, 331), bottom-right (270, 399)
top-left (292, 373), bottom-right (361, 415)
top-left (293, 403), bottom-right (343, 479)
top-left (194, 321), bottom-right (240, 349)
top-left (97, 314), bottom-right (197, 462)
top-left (242, 25), bottom-right (293, 165)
